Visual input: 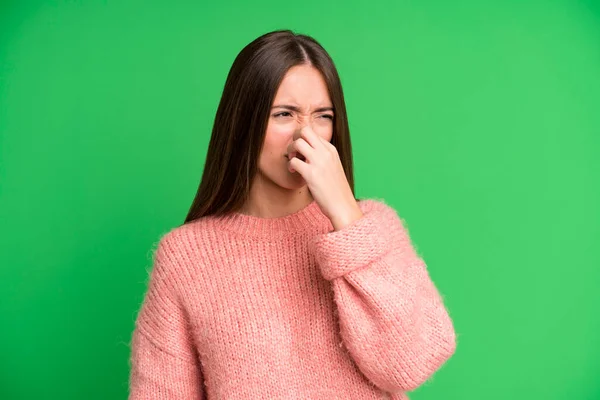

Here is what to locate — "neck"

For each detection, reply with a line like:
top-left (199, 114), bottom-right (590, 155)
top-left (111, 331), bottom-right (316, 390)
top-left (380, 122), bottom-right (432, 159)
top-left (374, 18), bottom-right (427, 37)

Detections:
top-left (214, 174), bottom-right (333, 240)
top-left (240, 173), bottom-right (314, 219)
top-left (216, 194), bottom-right (330, 241)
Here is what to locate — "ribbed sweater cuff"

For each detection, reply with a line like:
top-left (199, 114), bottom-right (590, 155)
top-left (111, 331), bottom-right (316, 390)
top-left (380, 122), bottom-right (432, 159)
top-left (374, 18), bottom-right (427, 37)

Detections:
top-left (309, 203), bottom-right (398, 281)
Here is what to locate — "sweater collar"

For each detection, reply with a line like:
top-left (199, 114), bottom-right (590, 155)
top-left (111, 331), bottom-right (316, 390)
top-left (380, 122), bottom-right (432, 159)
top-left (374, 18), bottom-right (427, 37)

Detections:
top-left (214, 199), bottom-right (333, 240)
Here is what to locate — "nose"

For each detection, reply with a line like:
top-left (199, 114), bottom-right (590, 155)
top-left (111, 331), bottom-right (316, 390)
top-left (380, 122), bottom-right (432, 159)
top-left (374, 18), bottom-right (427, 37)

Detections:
top-left (290, 117), bottom-right (308, 138)
top-left (295, 113), bottom-right (310, 127)
top-left (293, 122), bottom-right (313, 140)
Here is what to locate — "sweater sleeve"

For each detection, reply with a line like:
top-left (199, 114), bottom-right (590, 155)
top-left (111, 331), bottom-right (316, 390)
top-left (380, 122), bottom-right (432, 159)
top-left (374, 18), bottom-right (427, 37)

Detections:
top-left (308, 199), bottom-right (457, 393)
top-left (128, 235), bottom-right (206, 399)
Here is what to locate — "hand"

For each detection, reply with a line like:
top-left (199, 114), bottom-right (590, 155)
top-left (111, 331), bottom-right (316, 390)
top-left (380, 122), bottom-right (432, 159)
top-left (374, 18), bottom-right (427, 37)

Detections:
top-left (287, 125), bottom-right (364, 231)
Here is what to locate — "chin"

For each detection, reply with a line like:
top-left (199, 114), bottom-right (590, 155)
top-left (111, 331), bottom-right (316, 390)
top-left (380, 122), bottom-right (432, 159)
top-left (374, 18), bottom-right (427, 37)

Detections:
top-left (258, 168), bottom-right (306, 190)
top-left (279, 172), bottom-right (306, 189)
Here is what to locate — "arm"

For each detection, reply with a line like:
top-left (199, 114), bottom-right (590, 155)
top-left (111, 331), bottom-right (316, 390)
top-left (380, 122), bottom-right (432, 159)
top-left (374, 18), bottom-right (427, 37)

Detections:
top-left (309, 199), bottom-right (457, 393)
top-left (129, 235), bottom-right (206, 399)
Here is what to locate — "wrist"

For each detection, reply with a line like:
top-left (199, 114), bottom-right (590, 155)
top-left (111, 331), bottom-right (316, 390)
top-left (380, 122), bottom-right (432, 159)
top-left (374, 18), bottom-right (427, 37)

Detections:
top-left (331, 201), bottom-right (363, 231)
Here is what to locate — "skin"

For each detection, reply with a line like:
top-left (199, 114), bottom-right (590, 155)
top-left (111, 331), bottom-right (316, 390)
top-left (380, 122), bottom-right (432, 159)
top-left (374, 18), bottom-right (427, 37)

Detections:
top-left (240, 64), bottom-right (363, 231)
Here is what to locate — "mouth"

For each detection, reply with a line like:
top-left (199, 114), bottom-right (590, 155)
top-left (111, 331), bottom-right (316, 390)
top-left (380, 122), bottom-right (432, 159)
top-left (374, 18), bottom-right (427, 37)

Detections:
top-left (286, 153), bottom-right (306, 162)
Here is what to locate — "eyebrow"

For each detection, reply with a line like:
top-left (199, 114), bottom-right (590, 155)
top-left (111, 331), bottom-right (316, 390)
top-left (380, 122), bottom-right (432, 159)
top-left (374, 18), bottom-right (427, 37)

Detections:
top-left (272, 104), bottom-right (335, 113)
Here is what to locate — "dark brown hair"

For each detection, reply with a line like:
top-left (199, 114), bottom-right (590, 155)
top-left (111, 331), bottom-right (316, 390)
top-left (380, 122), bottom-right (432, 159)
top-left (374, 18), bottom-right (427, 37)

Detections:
top-left (183, 29), bottom-right (355, 225)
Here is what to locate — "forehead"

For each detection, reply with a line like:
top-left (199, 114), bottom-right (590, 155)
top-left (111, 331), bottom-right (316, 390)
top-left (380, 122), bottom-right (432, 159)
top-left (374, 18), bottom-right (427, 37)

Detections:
top-left (273, 65), bottom-right (331, 106)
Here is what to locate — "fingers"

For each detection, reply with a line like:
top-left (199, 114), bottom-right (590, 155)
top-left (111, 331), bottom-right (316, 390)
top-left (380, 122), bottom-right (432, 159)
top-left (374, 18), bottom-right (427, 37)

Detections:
top-left (288, 155), bottom-right (309, 175)
top-left (287, 137), bottom-right (314, 162)
top-left (293, 125), bottom-right (327, 151)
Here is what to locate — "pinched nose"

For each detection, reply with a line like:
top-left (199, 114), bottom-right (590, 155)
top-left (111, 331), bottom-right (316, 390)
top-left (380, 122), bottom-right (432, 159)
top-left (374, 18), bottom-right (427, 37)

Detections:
top-left (292, 124), bottom-right (313, 140)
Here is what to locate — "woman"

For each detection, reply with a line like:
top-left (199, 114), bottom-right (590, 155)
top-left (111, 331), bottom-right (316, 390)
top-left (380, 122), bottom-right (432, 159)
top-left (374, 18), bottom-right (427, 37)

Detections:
top-left (128, 29), bottom-right (456, 399)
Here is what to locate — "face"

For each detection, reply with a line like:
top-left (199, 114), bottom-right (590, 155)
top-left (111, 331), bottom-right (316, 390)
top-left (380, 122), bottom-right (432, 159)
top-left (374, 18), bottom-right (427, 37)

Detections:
top-left (257, 64), bottom-right (334, 189)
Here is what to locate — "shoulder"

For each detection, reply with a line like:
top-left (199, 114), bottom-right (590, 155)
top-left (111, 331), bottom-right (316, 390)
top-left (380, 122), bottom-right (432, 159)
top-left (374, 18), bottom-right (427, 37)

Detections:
top-left (149, 218), bottom-right (215, 275)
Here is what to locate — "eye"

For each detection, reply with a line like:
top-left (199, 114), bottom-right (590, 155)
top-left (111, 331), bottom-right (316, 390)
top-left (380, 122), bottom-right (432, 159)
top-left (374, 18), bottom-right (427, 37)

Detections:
top-left (320, 114), bottom-right (334, 120)
top-left (273, 111), bottom-right (292, 118)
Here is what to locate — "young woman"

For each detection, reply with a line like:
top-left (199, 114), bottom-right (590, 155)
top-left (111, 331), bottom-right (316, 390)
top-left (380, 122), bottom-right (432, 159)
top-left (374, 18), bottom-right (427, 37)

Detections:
top-left (128, 29), bottom-right (456, 399)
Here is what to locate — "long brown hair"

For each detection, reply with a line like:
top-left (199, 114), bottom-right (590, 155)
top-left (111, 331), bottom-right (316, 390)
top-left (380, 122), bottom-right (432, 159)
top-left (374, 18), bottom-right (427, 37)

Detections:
top-left (183, 29), bottom-right (355, 225)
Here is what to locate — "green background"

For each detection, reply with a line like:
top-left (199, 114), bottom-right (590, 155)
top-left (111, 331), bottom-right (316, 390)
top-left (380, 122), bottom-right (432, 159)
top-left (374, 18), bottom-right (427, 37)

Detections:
top-left (1, 0), bottom-right (599, 399)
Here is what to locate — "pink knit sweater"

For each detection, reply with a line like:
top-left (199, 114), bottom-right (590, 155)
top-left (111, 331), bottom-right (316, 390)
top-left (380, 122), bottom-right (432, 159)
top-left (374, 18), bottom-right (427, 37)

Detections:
top-left (128, 198), bottom-right (456, 399)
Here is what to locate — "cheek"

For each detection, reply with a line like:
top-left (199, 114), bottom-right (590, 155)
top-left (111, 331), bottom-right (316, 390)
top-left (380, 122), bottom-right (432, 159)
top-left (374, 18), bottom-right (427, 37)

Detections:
top-left (267, 121), bottom-right (296, 138)
top-left (316, 129), bottom-right (333, 146)
top-left (312, 120), bottom-right (334, 142)
top-left (263, 126), bottom-right (286, 150)
top-left (260, 126), bottom-right (289, 167)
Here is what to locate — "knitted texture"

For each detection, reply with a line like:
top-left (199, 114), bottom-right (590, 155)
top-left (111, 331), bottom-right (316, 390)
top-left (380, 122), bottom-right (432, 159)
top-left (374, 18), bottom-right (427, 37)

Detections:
top-left (128, 198), bottom-right (456, 399)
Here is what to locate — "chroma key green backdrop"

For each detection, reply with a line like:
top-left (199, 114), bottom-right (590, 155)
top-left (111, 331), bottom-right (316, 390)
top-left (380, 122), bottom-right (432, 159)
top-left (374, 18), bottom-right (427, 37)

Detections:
top-left (1, 1), bottom-right (599, 399)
